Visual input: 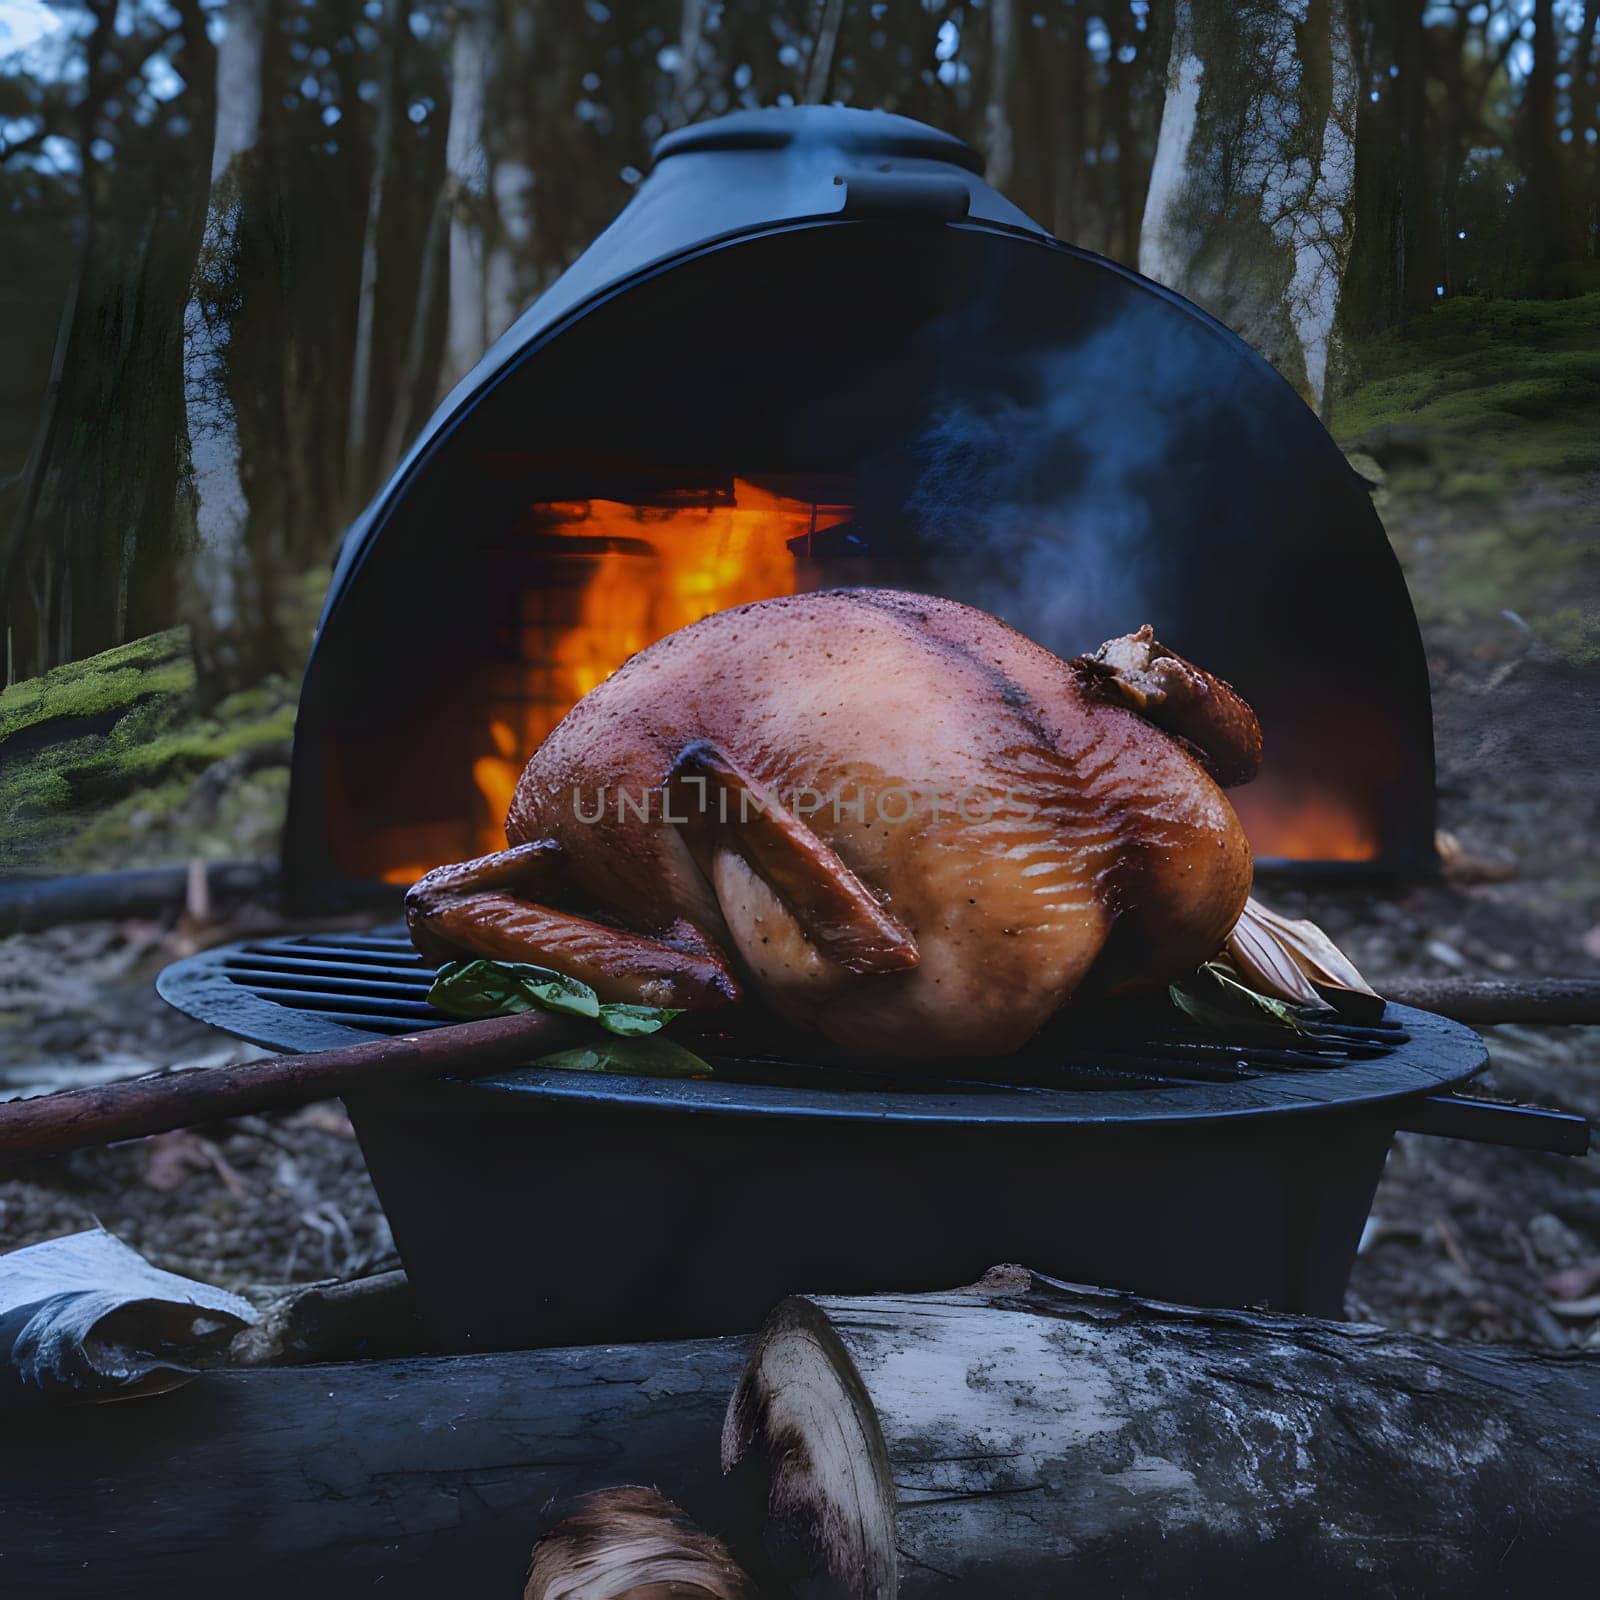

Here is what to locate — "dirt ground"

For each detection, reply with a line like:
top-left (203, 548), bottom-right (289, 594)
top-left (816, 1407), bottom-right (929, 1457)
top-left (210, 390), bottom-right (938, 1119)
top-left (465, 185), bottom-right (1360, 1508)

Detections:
top-left (1, 467), bottom-right (1597, 1348)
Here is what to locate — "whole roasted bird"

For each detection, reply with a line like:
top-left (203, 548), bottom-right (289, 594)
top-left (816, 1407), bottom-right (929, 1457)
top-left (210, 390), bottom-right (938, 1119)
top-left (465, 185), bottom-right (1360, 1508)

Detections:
top-left (409, 589), bottom-right (1353, 1056)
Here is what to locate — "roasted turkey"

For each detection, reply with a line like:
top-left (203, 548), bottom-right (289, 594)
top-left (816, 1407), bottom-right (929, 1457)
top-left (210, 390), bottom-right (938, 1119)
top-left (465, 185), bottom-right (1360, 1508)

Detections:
top-left (408, 589), bottom-right (1292, 1056)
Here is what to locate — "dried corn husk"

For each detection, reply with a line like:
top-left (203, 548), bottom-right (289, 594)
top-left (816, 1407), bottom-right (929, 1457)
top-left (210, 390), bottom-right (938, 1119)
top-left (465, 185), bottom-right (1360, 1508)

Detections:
top-left (1225, 896), bottom-right (1383, 1017)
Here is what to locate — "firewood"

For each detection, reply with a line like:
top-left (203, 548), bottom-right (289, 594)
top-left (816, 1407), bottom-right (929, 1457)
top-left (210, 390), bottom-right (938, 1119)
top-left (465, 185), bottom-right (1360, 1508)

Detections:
top-left (722, 1266), bottom-right (1600, 1597)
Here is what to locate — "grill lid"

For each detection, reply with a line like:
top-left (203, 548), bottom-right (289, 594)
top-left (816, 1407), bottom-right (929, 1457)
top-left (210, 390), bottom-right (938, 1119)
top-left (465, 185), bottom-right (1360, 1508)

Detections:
top-left (158, 928), bottom-right (1488, 1128)
top-left (651, 106), bottom-right (987, 172)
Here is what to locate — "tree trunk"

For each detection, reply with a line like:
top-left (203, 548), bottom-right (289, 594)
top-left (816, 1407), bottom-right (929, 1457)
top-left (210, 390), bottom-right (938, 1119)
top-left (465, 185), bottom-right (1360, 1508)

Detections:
top-left (377, 182), bottom-right (449, 483)
top-left (484, 0), bottom-right (541, 345)
top-left (1524, 0), bottom-right (1576, 273)
top-left (0, 207), bottom-right (90, 679)
top-left (3, 0), bottom-right (214, 680)
top-left (1579, 2), bottom-right (1600, 256)
top-left (1138, 0), bottom-right (1204, 287)
top-left (1393, 0), bottom-right (1441, 314)
top-left (1, 1339), bottom-right (752, 1599)
top-left (983, 0), bottom-right (1016, 192)
top-left (1139, 0), bottom-right (1359, 409)
top-left (181, 0), bottom-right (276, 692)
top-left (668, 0), bottom-right (710, 128)
top-left (345, 0), bottom-right (399, 505)
top-left (439, 0), bottom-right (494, 398)
top-left (1052, 5), bottom-right (1088, 242)
top-left (803, 0), bottom-right (848, 105)
top-left (724, 1268), bottom-right (1600, 1597)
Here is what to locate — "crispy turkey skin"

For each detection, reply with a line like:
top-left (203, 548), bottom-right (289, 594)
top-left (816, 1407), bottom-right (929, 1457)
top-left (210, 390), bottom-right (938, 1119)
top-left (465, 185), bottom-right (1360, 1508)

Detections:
top-left (408, 589), bottom-right (1260, 1056)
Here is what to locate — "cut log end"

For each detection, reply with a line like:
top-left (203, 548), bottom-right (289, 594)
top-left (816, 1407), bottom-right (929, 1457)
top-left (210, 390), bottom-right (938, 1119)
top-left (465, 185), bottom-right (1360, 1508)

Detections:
top-left (523, 1485), bottom-right (758, 1600)
top-left (720, 1296), bottom-right (898, 1600)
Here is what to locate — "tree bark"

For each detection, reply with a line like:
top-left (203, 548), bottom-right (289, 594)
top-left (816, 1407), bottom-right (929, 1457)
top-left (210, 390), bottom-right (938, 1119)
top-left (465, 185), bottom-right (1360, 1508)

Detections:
top-left (0, 1339), bottom-right (753, 1599)
top-left (439, 0), bottom-right (494, 398)
top-left (377, 181), bottom-right (449, 483)
top-left (181, 0), bottom-right (277, 692)
top-left (484, 0), bottom-right (541, 345)
top-left (983, 0), bottom-right (1015, 192)
top-left (723, 1268), bottom-right (1600, 1597)
top-left (1524, 0), bottom-right (1576, 272)
top-left (1138, 0), bottom-right (1359, 408)
top-left (803, 0), bottom-right (848, 105)
top-left (344, 0), bottom-right (399, 505)
top-left (1051, 6), bottom-right (1088, 242)
top-left (668, 0), bottom-right (710, 128)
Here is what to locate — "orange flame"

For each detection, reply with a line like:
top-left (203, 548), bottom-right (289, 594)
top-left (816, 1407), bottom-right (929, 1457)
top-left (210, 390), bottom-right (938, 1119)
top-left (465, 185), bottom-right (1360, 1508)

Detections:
top-left (466, 479), bottom-right (838, 854)
top-left (1232, 783), bottom-right (1379, 862)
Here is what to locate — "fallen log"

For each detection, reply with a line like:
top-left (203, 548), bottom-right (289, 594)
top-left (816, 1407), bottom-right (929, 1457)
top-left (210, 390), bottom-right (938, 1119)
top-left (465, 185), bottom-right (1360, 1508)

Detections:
top-left (0, 859), bottom-right (279, 936)
top-left (0, 1337), bottom-right (755, 1599)
top-left (0, 1008), bottom-right (587, 1163)
top-left (722, 1266), bottom-right (1600, 1597)
top-left (1377, 974), bottom-right (1600, 1025)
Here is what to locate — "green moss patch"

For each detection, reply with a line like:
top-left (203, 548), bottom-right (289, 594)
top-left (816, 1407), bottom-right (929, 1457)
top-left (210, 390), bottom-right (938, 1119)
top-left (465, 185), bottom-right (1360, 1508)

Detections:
top-left (0, 628), bottom-right (195, 745)
top-left (1334, 295), bottom-right (1599, 668)
top-left (1334, 293), bottom-right (1600, 476)
top-left (0, 629), bottom-right (296, 870)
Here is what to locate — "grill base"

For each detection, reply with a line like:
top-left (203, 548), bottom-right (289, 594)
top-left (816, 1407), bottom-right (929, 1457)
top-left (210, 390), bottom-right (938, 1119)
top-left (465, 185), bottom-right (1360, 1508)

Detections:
top-left (158, 927), bottom-right (1488, 1348)
top-left (346, 1081), bottom-right (1397, 1346)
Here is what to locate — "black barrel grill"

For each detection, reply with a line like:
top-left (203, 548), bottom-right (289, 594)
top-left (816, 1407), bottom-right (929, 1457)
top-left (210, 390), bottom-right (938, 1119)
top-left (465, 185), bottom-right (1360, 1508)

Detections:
top-left (284, 104), bottom-right (1438, 908)
top-left (159, 931), bottom-right (1585, 1351)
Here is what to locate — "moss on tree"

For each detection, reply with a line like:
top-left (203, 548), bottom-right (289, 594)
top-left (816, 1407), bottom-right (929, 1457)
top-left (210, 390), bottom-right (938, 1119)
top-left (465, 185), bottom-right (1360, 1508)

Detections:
top-left (0, 627), bottom-right (296, 869)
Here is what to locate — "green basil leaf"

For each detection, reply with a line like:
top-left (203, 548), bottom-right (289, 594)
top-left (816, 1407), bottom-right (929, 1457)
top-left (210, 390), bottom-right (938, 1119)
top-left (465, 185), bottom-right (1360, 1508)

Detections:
top-left (596, 1003), bottom-right (683, 1037)
top-left (534, 1036), bottom-right (714, 1078)
top-left (427, 959), bottom-right (687, 1038)
top-left (427, 959), bottom-right (601, 1021)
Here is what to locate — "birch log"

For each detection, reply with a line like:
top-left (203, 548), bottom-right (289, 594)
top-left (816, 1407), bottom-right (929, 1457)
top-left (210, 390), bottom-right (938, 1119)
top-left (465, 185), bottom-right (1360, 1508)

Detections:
top-left (485, 2), bottom-right (540, 343)
top-left (1138, 0), bottom-right (1358, 410)
top-left (439, 0), bottom-right (493, 398)
top-left (802, 0), bottom-right (847, 105)
top-left (982, 0), bottom-right (1015, 192)
top-left (722, 1267), bottom-right (1600, 1597)
top-left (182, 0), bottom-right (267, 644)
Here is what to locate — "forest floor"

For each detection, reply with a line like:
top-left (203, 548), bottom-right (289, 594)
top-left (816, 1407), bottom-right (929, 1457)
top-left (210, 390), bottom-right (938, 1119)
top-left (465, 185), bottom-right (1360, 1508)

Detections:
top-left (0, 296), bottom-right (1596, 1351)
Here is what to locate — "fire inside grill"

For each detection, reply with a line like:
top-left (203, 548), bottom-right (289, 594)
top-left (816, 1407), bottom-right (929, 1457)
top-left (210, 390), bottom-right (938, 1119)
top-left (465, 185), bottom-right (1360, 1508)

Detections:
top-left (288, 106), bottom-right (1436, 908)
top-left (457, 481), bottom-right (847, 868)
top-left (379, 479), bottom-right (1388, 879)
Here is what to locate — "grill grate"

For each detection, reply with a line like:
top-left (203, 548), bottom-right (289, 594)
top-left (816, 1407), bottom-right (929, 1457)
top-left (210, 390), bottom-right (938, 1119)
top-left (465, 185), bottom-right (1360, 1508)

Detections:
top-left (157, 925), bottom-right (1491, 1126)
top-left (195, 929), bottom-right (1406, 1065)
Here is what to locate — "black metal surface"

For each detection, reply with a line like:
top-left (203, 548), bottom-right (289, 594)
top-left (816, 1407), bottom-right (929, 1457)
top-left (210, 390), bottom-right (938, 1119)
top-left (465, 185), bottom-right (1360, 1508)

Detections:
top-left (345, 1083), bottom-right (1398, 1346)
top-left (158, 929), bottom-right (1489, 1128)
top-left (286, 104), bottom-right (1437, 905)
